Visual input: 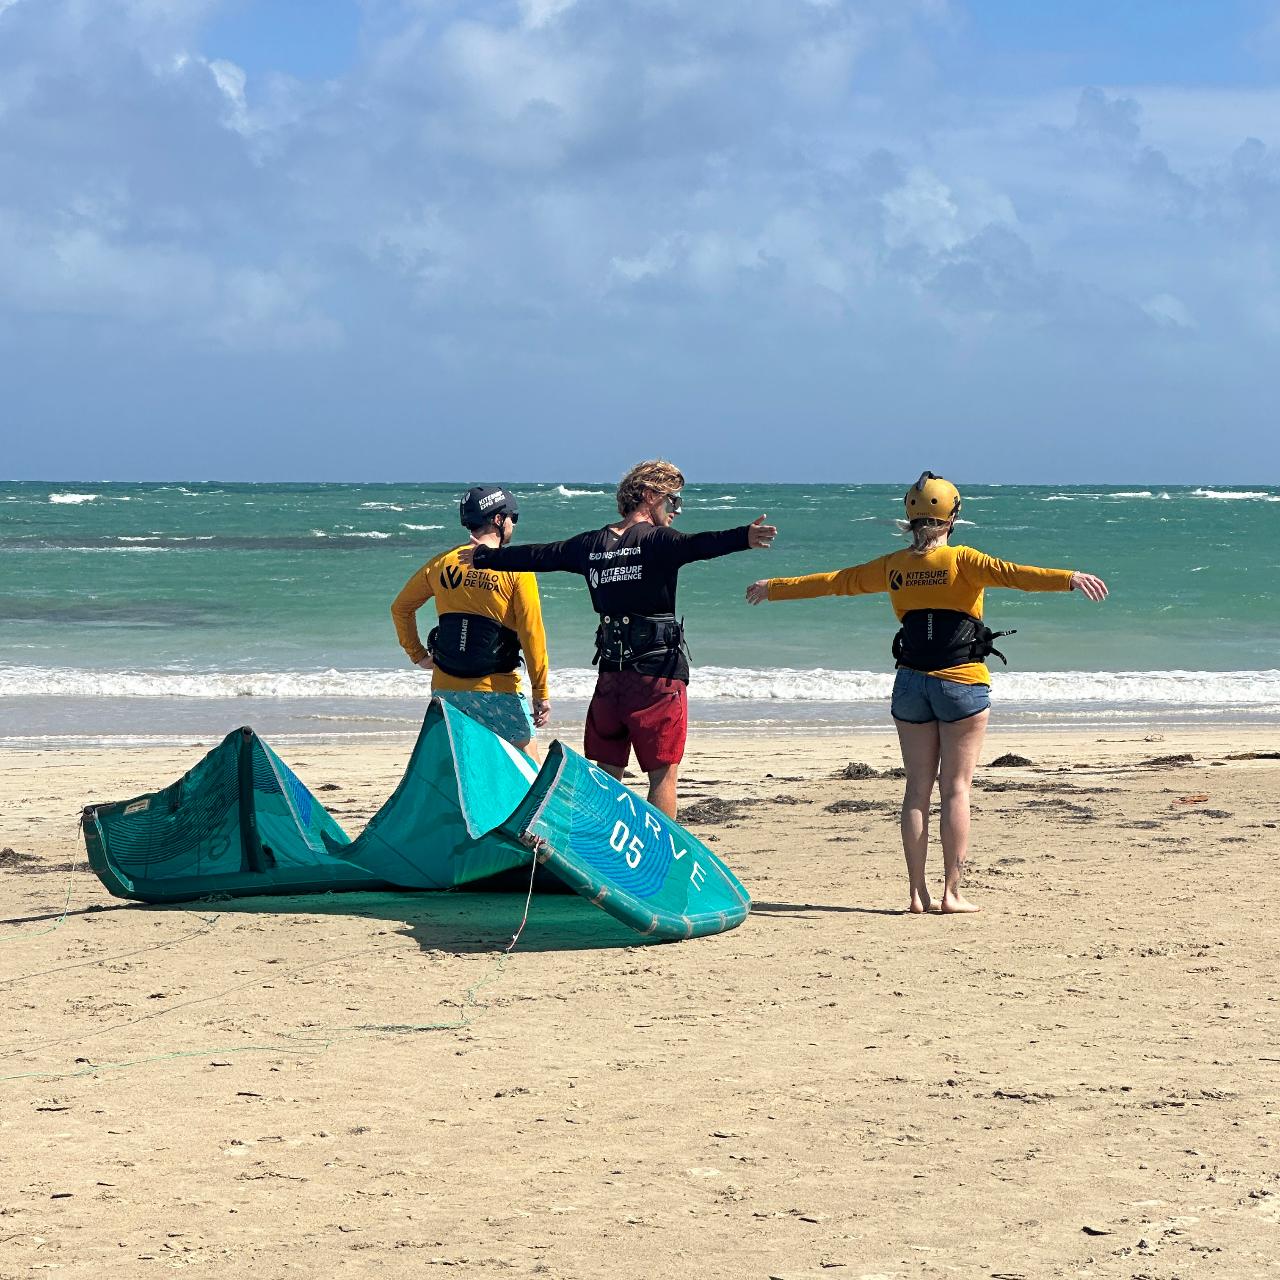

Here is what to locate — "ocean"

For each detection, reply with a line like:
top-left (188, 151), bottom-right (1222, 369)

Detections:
top-left (2, 480), bottom-right (1277, 745)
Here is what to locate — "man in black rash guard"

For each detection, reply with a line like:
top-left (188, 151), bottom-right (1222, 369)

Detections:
top-left (458, 459), bottom-right (776, 818)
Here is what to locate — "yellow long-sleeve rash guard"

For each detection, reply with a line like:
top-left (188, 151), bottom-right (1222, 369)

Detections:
top-left (391, 545), bottom-right (550, 700)
top-left (766, 543), bottom-right (1074, 685)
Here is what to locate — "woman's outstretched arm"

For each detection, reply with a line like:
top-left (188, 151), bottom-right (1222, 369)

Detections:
top-left (745, 558), bottom-right (887, 605)
top-left (959, 547), bottom-right (1109, 600)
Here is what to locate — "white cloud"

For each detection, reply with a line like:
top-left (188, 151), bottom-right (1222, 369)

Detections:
top-left (880, 168), bottom-right (1015, 256)
top-left (1143, 292), bottom-right (1195, 329)
top-left (518, 0), bottom-right (578, 30)
top-left (610, 235), bottom-right (684, 286)
top-left (206, 57), bottom-right (251, 135)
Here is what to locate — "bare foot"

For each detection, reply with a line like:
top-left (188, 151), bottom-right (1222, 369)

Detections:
top-left (909, 888), bottom-right (933, 914)
top-left (940, 892), bottom-right (981, 914)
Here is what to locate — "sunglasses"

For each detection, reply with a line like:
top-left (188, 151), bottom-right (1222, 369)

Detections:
top-left (506, 512), bottom-right (519, 524)
top-left (661, 493), bottom-right (682, 514)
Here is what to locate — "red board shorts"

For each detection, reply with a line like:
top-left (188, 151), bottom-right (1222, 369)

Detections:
top-left (584, 671), bottom-right (688, 773)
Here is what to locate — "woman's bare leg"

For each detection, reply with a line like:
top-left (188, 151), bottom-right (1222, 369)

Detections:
top-left (894, 718), bottom-right (940, 914)
top-left (937, 710), bottom-right (989, 914)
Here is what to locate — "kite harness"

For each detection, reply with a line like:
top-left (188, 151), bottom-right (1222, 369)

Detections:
top-left (428, 613), bottom-right (522, 679)
top-left (593, 613), bottom-right (686, 671)
top-left (892, 608), bottom-right (1016, 671)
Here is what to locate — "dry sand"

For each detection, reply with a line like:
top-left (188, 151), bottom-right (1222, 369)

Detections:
top-left (2, 723), bottom-right (1279, 1278)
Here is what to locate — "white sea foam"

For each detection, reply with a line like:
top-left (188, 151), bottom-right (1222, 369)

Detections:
top-left (556, 485), bottom-right (607, 497)
top-left (401, 523), bottom-right (445, 531)
top-left (31, 546), bottom-right (171, 554)
top-left (111, 535), bottom-right (211, 544)
top-left (360, 502), bottom-right (404, 511)
top-left (347, 531), bottom-right (392, 539)
top-left (1110, 491), bottom-right (1153, 498)
top-left (48, 493), bottom-right (99, 504)
top-left (3, 664), bottom-right (1277, 708)
top-left (1192, 488), bottom-right (1278, 501)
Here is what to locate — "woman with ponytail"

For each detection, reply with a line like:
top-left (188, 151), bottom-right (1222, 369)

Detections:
top-left (746, 473), bottom-right (1107, 915)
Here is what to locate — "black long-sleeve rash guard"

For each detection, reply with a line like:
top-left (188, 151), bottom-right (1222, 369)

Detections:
top-left (472, 523), bottom-right (752, 681)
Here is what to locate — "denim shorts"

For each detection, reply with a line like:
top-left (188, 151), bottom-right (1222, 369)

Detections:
top-left (433, 690), bottom-right (535, 745)
top-left (891, 669), bottom-right (991, 724)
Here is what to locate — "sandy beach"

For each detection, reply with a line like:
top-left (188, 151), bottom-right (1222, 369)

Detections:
top-left (2, 723), bottom-right (1279, 1279)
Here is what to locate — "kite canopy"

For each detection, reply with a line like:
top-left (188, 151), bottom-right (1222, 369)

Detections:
top-left (82, 699), bottom-right (750, 941)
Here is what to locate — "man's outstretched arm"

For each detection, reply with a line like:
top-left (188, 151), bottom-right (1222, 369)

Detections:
top-left (662, 515), bottom-right (776, 566)
top-left (463, 533), bottom-right (592, 575)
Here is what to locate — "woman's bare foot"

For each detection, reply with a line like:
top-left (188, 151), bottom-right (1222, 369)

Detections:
top-left (909, 888), bottom-right (933, 914)
top-left (940, 892), bottom-right (980, 914)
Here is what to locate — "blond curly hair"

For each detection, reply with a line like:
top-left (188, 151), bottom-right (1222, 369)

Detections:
top-left (615, 459), bottom-right (685, 516)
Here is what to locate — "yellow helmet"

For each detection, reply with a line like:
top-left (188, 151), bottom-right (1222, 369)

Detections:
top-left (904, 471), bottom-right (961, 521)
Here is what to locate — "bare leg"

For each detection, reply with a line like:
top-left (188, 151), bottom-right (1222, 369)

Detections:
top-left (513, 739), bottom-right (540, 764)
top-left (937, 710), bottom-right (989, 914)
top-left (646, 764), bottom-right (678, 819)
top-left (594, 759), bottom-right (677, 817)
top-left (894, 718), bottom-right (940, 914)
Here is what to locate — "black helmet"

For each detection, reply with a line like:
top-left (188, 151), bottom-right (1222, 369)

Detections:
top-left (459, 485), bottom-right (519, 530)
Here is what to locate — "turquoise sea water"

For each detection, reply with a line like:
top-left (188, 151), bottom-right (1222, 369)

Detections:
top-left (2, 480), bottom-right (1277, 742)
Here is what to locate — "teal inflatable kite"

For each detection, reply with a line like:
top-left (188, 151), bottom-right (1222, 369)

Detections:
top-left (82, 699), bottom-right (750, 940)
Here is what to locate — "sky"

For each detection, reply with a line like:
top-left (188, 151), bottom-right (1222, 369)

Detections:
top-left (1, 0), bottom-right (1278, 483)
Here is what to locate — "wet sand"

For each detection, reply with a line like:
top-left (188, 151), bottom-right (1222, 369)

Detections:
top-left (2, 725), bottom-right (1279, 1278)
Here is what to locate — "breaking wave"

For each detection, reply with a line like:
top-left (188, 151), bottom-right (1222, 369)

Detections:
top-left (3, 664), bottom-right (1277, 708)
top-left (556, 485), bottom-right (607, 497)
top-left (1191, 488), bottom-right (1279, 501)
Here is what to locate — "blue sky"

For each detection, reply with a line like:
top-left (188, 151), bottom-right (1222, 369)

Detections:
top-left (2, 0), bottom-right (1278, 482)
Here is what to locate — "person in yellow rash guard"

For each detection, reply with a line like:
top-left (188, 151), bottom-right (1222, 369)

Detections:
top-left (746, 472), bottom-right (1108, 917)
top-left (391, 485), bottom-right (550, 752)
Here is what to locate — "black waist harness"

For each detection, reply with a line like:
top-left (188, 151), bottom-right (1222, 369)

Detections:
top-left (428, 612), bottom-right (522, 679)
top-left (593, 613), bottom-right (685, 670)
top-left (892, 609), bottom-right (1016, 672)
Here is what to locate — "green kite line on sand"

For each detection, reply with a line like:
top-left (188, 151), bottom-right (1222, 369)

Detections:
top-left (82, 698), bottom-right (751, 941)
